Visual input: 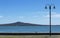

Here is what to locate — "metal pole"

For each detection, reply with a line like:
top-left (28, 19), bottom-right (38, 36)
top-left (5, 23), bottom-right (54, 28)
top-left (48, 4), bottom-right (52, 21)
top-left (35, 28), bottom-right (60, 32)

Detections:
top-left (49, 5), bottom-right (51, 36)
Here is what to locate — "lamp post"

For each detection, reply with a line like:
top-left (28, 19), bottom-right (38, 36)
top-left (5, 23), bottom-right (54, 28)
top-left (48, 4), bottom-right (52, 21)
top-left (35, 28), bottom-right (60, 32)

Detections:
top-left (45, 4), bottom-right (55, 36)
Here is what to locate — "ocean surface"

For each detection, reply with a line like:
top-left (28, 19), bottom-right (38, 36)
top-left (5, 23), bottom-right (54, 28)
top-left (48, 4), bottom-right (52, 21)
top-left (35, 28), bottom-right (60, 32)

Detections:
top-left (0, 25), bottom-right (60, 33)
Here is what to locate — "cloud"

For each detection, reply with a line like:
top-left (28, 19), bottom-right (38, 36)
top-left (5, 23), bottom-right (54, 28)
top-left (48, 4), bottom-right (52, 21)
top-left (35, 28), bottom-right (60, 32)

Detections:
top-left (0, 16), bottom-right (3, 18)
top-left (19, 16), bottom-right (24, 19)
top-left (45, 14), bottom-right (60, 18)
top-left (44, 12), bottom-right (60, 18)
top-left (33, 16), bottom-right (39, 18)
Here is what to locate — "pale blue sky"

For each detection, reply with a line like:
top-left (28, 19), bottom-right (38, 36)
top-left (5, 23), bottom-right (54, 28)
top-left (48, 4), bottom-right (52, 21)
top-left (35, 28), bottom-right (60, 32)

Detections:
top-left (0, 0), bottom-right (60, 25)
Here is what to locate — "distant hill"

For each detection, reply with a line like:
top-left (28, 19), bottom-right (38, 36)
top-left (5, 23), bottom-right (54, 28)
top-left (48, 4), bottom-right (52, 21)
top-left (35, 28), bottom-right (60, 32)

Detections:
top-left (0, 22), bottom-right (43, 26)
top-left (0, 22), bottom-right (60, 26)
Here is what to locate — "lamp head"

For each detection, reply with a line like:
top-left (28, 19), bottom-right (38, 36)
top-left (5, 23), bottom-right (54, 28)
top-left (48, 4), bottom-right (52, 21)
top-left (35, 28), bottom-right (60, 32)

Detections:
top-left (53, 6), bottom-right (55, 9)
top-left (45, 6), bottom-right (47, 9)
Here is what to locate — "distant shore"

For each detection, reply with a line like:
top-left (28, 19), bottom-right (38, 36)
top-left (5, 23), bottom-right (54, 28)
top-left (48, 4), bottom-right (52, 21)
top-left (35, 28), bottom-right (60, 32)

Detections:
top-left (0, 22), bottom-right (60, 26)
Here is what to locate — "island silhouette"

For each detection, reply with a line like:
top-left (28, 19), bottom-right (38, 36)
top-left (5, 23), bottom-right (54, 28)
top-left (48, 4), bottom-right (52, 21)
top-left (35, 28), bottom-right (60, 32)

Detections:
top-left (0, 22), bottom-right (44, 26)
top-left (0, 22), bottom-right (60, 26)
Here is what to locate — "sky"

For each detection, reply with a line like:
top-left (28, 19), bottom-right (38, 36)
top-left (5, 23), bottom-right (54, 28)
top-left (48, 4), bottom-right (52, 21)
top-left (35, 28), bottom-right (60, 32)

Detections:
top-left (0, 0), bottom-right (60, 25)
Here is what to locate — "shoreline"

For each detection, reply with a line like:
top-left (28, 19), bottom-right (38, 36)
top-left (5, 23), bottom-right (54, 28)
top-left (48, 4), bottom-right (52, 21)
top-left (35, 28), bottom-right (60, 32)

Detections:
top-left (0, 33), bottom-right (60, 35)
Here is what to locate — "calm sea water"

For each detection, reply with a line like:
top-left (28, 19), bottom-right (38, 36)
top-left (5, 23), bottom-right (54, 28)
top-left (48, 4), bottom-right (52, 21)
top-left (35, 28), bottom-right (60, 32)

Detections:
top-left (0, 25), bottom-right (60, 33)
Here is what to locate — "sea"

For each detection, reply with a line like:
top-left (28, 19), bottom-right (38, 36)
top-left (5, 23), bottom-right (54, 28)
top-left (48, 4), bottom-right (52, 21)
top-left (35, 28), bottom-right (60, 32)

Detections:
top-left (0, 25), bottom-right (60, 33)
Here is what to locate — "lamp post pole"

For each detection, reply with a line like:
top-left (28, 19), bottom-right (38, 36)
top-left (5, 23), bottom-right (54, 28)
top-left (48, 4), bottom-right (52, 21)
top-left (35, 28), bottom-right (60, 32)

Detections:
top-left (45, 5), bottom-right (55, 36)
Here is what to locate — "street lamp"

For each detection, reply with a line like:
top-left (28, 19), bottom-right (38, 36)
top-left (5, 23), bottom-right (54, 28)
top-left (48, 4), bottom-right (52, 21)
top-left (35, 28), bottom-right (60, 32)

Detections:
top-left (45, 4), bottom-right (55, 36)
